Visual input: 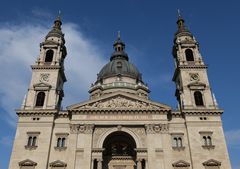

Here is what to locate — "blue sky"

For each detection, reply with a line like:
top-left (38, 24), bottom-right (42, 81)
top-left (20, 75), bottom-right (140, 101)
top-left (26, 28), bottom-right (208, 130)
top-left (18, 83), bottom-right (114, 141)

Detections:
top-left (0, 0), bottom-right (239, 169)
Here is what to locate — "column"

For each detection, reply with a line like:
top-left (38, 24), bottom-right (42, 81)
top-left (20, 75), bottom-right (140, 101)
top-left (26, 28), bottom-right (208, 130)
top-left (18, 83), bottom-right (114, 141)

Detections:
top-left (145, 159), bottom-right (148, 169)
top-left (91, 159), bottom-right (94, 169)
top-left (97, 159), bottom-right (102, 169)
top-left (137, 159), bottom-right (142, 169)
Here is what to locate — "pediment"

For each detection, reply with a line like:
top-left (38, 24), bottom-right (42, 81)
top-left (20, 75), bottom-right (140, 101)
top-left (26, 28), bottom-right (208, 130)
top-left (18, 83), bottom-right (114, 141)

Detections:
top-left (203, 159), bottom-right (221, 166)
top-left (188, 81), bottom-right (206, 90)
top-left (33, 82), bottom-right (51, 90)
top-left (172, 160), bottom-right (190, 167)
top-left (67, 92), bottom-right (171, 111)
top-left (19, 159), bottom-right (37, 166)
top-left (41, 40), bottom-right (59, 46)
top-left (49, 160), bottom-right (67, 167)
top-left (188, 81), bottom-right (206, 87)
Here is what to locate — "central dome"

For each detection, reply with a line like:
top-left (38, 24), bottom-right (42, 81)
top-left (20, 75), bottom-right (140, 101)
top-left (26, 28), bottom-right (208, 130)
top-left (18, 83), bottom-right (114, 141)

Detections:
top-left (89, 34), bottom-right (149, 100)
top-left (96, 36), bottom-right (142, 83)
top-left (97, 57), bottom-right (142, 82)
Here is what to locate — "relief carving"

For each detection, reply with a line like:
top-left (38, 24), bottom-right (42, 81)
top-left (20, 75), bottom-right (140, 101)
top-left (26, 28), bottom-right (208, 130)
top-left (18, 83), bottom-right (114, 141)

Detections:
top-left (39, 73), bottom-right (50, 82)
top-left (128, 127), bottom-right (146, 147)
top-left (145, 124), bottom-right (169, 134)
top-left (92, 128), bottom-right (109, 147)
top-left (82, 97), bottom-right (159, 109)
top-left (70, 124), bottom-right (94, 134)
top-left (189, 73), bottom-right (199, 81)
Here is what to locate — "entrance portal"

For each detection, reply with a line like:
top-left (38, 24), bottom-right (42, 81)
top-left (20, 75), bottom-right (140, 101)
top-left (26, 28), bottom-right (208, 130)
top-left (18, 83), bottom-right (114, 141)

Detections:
top-left (102, 131), bottom-right (136, 169)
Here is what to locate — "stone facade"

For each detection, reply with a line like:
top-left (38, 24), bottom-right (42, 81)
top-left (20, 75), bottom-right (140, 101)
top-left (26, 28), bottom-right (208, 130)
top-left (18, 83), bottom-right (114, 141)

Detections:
top-left (8, 15), bottom-right (232, 169)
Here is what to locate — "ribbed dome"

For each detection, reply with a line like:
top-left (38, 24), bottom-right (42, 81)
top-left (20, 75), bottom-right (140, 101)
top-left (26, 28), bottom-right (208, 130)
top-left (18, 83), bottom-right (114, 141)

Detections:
top-left (96, 34), bottom-right (143, 83)
top-left (97, 57), bottom-right (142, 82)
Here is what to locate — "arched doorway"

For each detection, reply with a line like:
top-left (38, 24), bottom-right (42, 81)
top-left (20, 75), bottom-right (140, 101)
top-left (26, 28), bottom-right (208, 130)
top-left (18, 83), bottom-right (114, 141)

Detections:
top-left (102, 131), bottom-right (137, 169)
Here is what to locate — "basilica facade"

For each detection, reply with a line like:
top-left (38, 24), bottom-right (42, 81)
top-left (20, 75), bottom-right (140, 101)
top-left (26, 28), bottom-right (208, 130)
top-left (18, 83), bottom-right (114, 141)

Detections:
top-left (9, 15), bottom-right (232, 169)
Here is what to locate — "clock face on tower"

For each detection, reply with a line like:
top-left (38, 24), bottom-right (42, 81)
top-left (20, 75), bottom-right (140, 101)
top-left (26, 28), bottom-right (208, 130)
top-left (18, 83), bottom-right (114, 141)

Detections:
top-left (39, 73), bottom-right (50, 82)
top-left (190, 73), bottom-right (199, 81)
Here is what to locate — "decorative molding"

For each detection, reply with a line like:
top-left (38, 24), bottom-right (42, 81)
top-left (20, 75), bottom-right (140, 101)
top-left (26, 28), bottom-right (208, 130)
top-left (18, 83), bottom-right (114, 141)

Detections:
top-left (33, 82), bottom-right (52, 91)
top-left (202, 145), bottom-right (215, 150)
top-left (172, 160), bottom-right (190, 167)
top-left (81, 96), bottom-right (159, 109)
top-left (182, 109), bottom-right (223, 116)
top-left (31, 65), bottom-right (62, 70)
top-left (19, 159), bottom-right (37, 166)
top-left (203, 159), bottom-right (221, 166)
top-left (155, 148), bottom-right (163, 152)
top-left (135, 148), bottom-right (147, 153)
top-left (172, 146), bottom-right (185, 151)
top-left (27, 131), bottom-right (40, 135)
top-left (70, 109), bottom-right (168, 115)
top-left (54, 146), bottom-right (67, 151)
top-left (55, 133), bottom-right (69, 136)
top-left (49, 160), bottom-right (67, 167)
top-left (24, 145), bottom-right (38, 150)
top-left (92, 148), bottom-right (105, 153)
top-left (70, 124), bottom-right (94, 134)
top-left (16, 109), bottom-right (58, 117)
top-left (189, 73), bottom-right (199, 81)
top-left (199, 131), bottom-right (213, 134)
top-left (170, 132), bottom-right (184, 135)
top-left (145, 124), bottom-right (169, 134)
top-left (39, 73), bottom-right (50, 82)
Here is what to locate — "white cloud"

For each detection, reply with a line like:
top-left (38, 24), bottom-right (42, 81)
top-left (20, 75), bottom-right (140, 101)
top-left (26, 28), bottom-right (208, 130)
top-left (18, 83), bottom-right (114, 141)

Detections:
top-left (0, 21), bottom-right (106, 127)
top-left (225, 129), bottom-right (240, 148)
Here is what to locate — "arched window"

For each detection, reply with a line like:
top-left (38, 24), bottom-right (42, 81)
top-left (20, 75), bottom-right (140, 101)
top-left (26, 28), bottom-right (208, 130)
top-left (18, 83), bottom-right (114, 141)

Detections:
top-left (45, 50), bottom-right (54, 63)
top-left (185, 49), bottom-right (194, 61)
top-left (27, 137), bottom-right (33, 146)
top-left (207, 136), bottom-right (212, 146)
top-left (35, 92), bottom-right (45, 107)
top-left (173, 137), bottom-right (178, 147)
top-left (203, 136), bottom-right (207, 145)
top-left (61, 138), bottom-right (66, 147)
top-left (57, 138), bottom-right (62, 147)
top-left (27, 136), bottom-right (37, 146)
top-left (194, 91), bottom-right (204, 106)
top-left (32, 137), bottom-right (37, 146)
top-left (57, 137), bottom-right (66, 147)
top-left (177, 138), bottom-right (182, 147)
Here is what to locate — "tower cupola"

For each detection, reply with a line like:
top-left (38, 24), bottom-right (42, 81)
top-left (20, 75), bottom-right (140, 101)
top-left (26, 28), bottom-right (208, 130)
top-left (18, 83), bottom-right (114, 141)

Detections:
top-left (175, 10), bottom-right (193, 38)
top-left (46, 15), bottom-right (65, 42)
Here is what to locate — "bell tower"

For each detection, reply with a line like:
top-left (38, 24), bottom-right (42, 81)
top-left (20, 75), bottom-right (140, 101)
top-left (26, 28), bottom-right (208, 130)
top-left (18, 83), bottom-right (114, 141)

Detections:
top-left (172, 12), bottom-right (218, 110)
top-left (21, 15), bottom-right (67, 110)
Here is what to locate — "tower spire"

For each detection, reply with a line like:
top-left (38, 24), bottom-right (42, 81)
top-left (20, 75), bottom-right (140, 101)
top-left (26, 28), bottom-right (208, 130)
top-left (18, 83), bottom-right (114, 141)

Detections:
top-left (118, 31), bottom-right (121, 40)
top-left (177, 9), bottom-right (181, 18)
top-left (53, 11), bottom-right (62, 30)
top-left (175, 10), bottom-right (192, 38)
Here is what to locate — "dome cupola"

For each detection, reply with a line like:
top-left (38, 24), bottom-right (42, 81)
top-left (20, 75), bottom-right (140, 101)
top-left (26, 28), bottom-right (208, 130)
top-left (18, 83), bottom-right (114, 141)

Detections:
top-left (89, 32), bottom-right (149, 99)
top-left (97, 32), bottom-right (143, 83)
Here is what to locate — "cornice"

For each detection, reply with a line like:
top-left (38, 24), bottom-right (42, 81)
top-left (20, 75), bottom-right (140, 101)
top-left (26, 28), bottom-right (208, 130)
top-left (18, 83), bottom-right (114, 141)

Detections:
top-left (31, 65), bottom-right (62, 70)
top-left (172, 65), bottom-right (208, 81)
top-left (16, 109), bottom-right (58, 117)
top-left (69, 108), bottom-right (170, 115)
top-left (182, 109), bottom-right (223, 115)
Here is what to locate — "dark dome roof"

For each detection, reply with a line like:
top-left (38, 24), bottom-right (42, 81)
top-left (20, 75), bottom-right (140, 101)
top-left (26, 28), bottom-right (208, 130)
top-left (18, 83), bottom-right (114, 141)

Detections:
top-left (96, 35), bottom-right (143, 83)
top-left (97, 57), bottom-right (142, 82)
